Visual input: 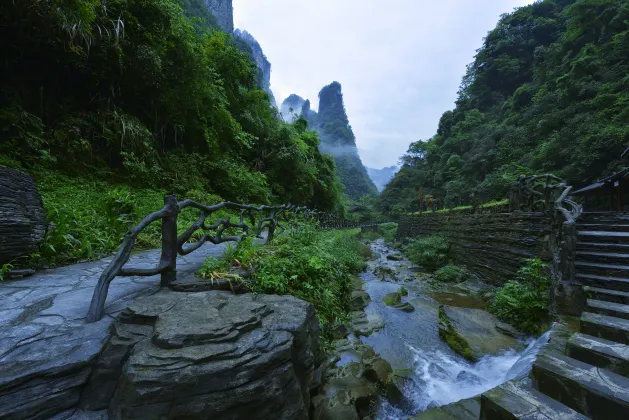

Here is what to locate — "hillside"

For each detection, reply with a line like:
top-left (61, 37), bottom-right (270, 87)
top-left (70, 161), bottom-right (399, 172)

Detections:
top-left (379, 0), bottom-right (629, 215)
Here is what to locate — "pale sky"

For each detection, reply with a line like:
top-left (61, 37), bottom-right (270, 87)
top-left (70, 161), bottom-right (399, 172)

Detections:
top-left (234, 0), bottom-right (536, 169)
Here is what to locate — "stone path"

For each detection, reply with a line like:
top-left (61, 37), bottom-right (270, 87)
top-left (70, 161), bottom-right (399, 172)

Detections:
top-left (0, 243), bottom-right (227, 419)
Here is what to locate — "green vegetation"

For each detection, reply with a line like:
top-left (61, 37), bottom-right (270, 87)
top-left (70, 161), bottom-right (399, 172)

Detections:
top-left (0, 0), bottom-right (350, 267)
top-left (0, 0), bottom-right (343, 218)
top-left (406, 235), bottom-right (450, 272)
top-left (379, 0), bottom-right (629, 214)
top-left (489, 258), bottom-right (551, 334)
top-left (198, 225), bottom-right (370, 340)
top-left (434, 264), bottom-right (469, 283)
top-left (30, 171), bottom-right (236, 266)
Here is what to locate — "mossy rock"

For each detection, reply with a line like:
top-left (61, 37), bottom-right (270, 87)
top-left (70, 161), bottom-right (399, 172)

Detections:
top-left (374, 265), bottom-right (397, 281)
top-left (383, 292), bottom-right (402, 306)
top-left (393, 302), bottom-right (414, 312)
top-left (397, 286), bottom-right (408, 296)
top-left (438, 305), bottom-right (476, 362)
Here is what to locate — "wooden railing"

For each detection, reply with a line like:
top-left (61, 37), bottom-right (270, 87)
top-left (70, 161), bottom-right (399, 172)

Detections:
top-left (86, 196), bottom-right (366, 322)
top-left (509, 174), bottom-right (581, 224)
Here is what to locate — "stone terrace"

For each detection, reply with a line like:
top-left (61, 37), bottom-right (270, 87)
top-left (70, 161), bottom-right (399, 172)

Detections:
top-left (0, 243), bottom-right (227, 419)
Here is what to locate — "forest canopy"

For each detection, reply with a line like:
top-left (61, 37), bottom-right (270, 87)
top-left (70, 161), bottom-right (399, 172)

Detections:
top-left (379, 0), bottom-right (629, 215)
top-left (0, 0), bottom-right (342, 211)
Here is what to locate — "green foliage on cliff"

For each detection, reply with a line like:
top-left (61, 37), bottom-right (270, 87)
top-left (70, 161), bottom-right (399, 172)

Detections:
top-left (489, 258), bottom-right (551, 334)
top-left (0, 0), bottom-right (342, 215)
top-left (379, 0), bottom-right (629, 214)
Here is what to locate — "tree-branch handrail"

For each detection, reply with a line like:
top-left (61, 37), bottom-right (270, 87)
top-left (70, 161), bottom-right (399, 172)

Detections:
top-left (86, 196), bottom-right (367, 322)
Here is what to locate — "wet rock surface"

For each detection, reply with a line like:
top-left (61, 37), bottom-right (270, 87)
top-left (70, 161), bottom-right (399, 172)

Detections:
top-left (0, 243), bottom-right (227, 420)
top-left (100, 290), bottom-right (322, 419)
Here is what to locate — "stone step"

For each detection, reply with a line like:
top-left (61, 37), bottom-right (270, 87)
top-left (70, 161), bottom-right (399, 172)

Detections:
top-left (577, 241), bottom-right (629, 253)
top-left (587, 299), bottom-right (629, 320)
top-left (581, 311), bottom-right (629, 345)
top-left (578, 230), bottom-right (629, 244)
top-left (579, 213), bottom-right (629, 224)
top-left (567, 332), bottom-right (629, 377)
top-left (576, 223), bottom-right (629, 232)
top-left (583, 286), bottom-right (629, 305)
top-left (576, 273), bottom-right (629, 292)
top-left (481, 379), bottom-right (588, 420)
top-left (576, 251), bottom-right (629, 265)
top-left (576, 261), bottom-right (629, 278)
top-left (532, 350), bottom-right (629, 419)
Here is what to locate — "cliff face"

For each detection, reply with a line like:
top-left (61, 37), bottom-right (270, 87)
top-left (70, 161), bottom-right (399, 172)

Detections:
top-left (367, 166), bottom-right (398, 192)
top-left (283, 82), bottom-right (377, 200)
top-left (203, 0), bottom-right (233, 32)
top-left (280, 94), bottom-right (306, 122)
top-left (234, 29), bottom-right (277, 108)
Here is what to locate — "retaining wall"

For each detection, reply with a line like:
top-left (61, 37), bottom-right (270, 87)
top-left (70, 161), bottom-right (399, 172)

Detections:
top-left (397, 211), bottom-right (554, 285)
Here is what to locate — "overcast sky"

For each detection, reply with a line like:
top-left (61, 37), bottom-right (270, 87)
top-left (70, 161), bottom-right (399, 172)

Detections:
top-left (234, 0), bottom-right (535, 169)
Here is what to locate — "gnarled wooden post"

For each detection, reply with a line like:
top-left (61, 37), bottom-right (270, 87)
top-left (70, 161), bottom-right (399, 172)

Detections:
top-left (160, 195), bottom-right (179, 287)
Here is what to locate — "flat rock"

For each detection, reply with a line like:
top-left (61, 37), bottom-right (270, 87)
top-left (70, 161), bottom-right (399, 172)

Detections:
top-left (97, 290), bottom-right (322, 420)
top-left (350, 311), bottom-right (384, 337)
top-left (440, 305), bottom-right (522, 359)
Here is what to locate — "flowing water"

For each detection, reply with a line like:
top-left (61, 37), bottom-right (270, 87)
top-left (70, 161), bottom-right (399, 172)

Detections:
top-left (357, 239), bottom-right (551, 418)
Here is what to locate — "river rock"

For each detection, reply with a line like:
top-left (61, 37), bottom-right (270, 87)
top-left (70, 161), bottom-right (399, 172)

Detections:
top-left (393, 302), bottom-right (415, 312)
top-left (386, 254), bottom-right (403, 261)
top-left (350, 311), bottom-right (384, 336)
top-left (350, 290), bottom-right (371, 310)
top-left (373, 265), bottom-right (397, 281)
top-left (88, 290), bottom-right (322, 419)
top-left (439, 305), bottom-right (522, 361)
top-left (0, 166), bottom-right (47, 265)
top-left (383, 292), bottom-right (401, 306)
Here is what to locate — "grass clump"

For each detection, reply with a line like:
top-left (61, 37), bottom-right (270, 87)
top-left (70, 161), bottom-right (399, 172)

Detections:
top-left (434, 264), bottom-right (469, 283)
top-left (198, 224), bottom-right (370, 342)
top-left (488, 258), bottom-right (551, 335)
top-left (406, 235), bottom-right (449, 272)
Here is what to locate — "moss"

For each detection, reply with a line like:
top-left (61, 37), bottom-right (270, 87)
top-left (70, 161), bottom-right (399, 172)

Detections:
top-left (397, 286), bottom-right (408, 296)
top-left (438, 305), bottom-right (476, 362)
top-left (383, 292), bottom-right (402, 306)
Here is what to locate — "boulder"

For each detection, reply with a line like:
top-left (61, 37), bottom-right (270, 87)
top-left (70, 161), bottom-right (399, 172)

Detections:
top-left (383, 293), bottom-right (401, 306)
top-left (86, 290), bottom-right (322, 420)
top-left (350, 290), bottom-right (371, 311)
top-left (350, 311), bottom-right (384, 337)
top-left (373, 266), bottom-right (397, 281)
top-left (438, 305), bottom-right (522, 361)
top-left (0, 166), bottom-right (47, 265)
top-left (386, 254), bottom-right (403, 261)
top-left (393, 302), bottom-right (415, 312)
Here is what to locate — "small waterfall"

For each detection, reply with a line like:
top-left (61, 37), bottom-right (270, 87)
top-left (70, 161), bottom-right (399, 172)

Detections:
top-left (378, 327), bottom-right (553, 418)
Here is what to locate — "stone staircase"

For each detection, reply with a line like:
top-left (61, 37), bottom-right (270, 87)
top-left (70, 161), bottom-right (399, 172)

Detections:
top-left (480, 212), bottom-right (629, 419)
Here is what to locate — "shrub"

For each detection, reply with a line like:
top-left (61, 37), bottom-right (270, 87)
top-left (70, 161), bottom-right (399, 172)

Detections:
top-left (198, 225), bottom-right (370, 342)
top-left (379, 222), bottom-right (398, 243)
top-left (103, 187), bottom-right (137, 229)
top-left (406, 235), bottom-right (449, 272)
top-left (434, 264), bottom-right (468, 283)
top-left (488, 258), bottom-right (550, 334)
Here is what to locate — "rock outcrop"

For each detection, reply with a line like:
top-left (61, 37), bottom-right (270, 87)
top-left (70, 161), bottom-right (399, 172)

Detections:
top-left (82, 290), bottom-right (323, 419)
top-left (0, 166), bottom-right (47, 265)
top-left (234, 29), bottom-right (276, 107)
top-left (203, 0), bottom-right (233, 32)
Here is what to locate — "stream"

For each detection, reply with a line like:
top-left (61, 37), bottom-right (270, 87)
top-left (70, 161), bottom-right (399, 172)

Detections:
top-left (355, 239), bottom-right (551, 418)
